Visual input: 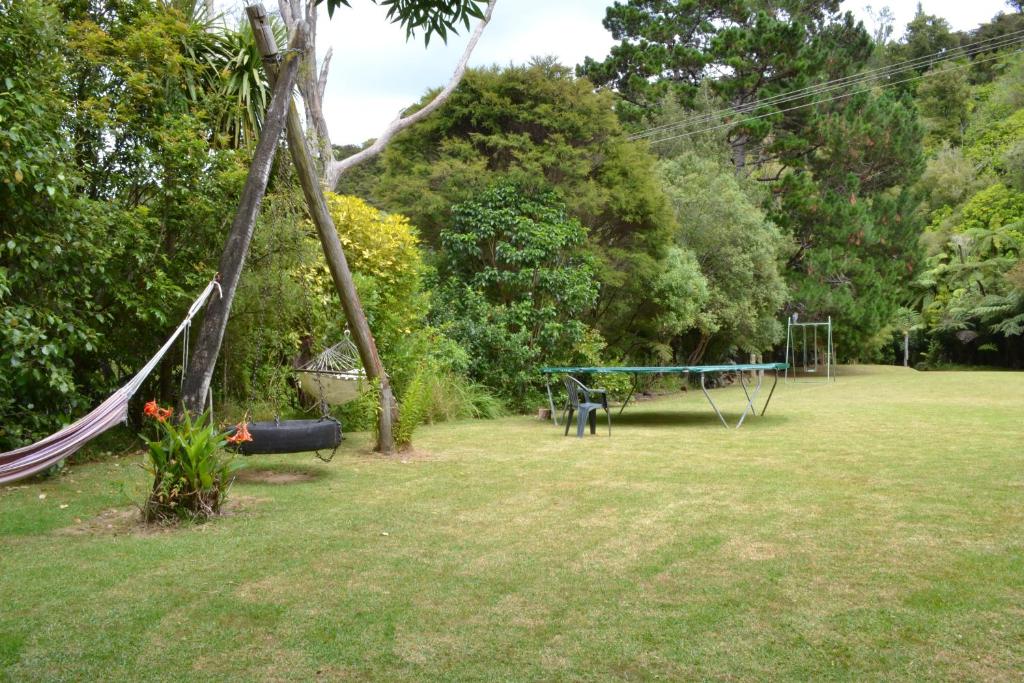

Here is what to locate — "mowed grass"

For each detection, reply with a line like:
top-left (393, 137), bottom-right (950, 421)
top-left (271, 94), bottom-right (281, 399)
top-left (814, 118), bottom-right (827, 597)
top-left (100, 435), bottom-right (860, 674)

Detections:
top-left (1, 365), bottom-right (1023, 681)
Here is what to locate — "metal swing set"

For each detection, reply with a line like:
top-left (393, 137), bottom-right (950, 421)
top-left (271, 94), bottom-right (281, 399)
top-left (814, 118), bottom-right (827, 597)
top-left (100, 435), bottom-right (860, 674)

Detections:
top-left (784, 315), bottom-right (836, 383)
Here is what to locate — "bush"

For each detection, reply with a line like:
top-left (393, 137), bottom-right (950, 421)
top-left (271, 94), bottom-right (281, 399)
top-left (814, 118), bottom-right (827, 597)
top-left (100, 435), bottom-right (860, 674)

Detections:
top-left (140, 402), bottom-right (245, 523)
top-left (434, 182), bottom-right (605, 409)
top-left (395, 363), bottom-right (507, 447)
top-left (323, 193), bottom-right (428, 368)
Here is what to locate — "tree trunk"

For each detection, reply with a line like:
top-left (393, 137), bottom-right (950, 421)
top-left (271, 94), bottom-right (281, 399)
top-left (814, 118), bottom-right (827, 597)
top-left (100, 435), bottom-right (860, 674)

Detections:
top-left (687, 333), bottom-right (711, 365)
top-left (278, 0), bottom-right (334, 165)
top-left (732, 135), bottom-right (746, 175)
top-left (903, 332), bottom-right (909, 367)
top-left (179, 25), bottom-right (305, 417)
top-left (248, 3), bottom-right (398, 453)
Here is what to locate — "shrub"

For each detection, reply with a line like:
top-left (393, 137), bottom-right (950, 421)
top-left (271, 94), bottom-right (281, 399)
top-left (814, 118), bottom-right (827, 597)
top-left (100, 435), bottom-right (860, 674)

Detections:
top-left (323, 193), bottom-right (428, 367)
top-left (394, 363), bottom-right (507, 448)
top-left (434, 182), bottom-right (604, 409)
top-left (140, 402), bottom-right (245, 523)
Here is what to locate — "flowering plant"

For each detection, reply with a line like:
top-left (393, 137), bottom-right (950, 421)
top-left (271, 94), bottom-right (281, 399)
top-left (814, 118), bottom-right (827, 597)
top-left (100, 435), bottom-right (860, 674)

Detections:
top-left (141, 402), bottom-right (248, 522)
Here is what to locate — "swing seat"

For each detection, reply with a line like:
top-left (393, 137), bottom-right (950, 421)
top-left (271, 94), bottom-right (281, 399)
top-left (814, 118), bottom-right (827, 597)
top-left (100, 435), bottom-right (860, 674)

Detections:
top-left (234, 418), bottom-right (341, 455)
top-left (295, 369), bottom-right (366, 406)
top-left (296, 336), bottom-right (366, 406)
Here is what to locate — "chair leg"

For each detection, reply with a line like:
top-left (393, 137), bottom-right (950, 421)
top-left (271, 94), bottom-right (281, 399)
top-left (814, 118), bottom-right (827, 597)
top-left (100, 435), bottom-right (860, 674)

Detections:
top-left (589, 410), bottom-right (596, 435)
top-left (581, 405), bottom-right (598, 438)
top-left (564, 407), bottom-right (574, 436)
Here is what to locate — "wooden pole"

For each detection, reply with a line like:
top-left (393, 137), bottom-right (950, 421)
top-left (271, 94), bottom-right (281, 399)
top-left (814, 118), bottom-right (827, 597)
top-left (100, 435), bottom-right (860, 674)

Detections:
top-left (180, 22), bottom-right (305, 417)
top-left (247, 3), bottom-right (397, 453)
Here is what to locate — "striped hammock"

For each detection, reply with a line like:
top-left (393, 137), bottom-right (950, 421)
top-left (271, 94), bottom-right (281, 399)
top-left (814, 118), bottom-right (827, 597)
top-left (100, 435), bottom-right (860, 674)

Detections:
top-left (0, 279), bottom-right (220, 485)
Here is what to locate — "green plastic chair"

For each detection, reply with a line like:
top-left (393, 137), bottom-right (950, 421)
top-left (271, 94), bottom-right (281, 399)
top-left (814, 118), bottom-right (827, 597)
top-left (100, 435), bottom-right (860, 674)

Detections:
top-left (562, 376), bottom-right (611, 437)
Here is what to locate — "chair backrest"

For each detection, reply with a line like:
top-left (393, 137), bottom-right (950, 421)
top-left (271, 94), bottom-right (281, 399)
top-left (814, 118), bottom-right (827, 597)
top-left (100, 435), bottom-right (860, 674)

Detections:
top-left (562, 376), bottom-right (588, 407)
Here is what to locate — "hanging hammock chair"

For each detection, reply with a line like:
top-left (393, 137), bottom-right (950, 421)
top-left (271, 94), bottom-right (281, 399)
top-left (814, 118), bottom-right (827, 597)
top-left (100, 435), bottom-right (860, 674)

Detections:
top-left (294, 333), bottom-right (367, 406)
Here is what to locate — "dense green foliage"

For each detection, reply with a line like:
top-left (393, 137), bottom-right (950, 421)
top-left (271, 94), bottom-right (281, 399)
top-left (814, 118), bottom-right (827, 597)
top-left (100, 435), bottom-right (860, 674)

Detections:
top-left (658, 153), bottom-right (787, 362)
top-left (0, 0), bottom-right (249, 449)
top-left (433, 183), bottom-right (603, 407)
top-left (580, 0), bottom-right (929, 356)
top-left (367, 61), bottom-right (675, 364)
top-left (3, 0), bottom-right (1023, 455)
top-left (578, 0), bottom-right (872, 133)
top-left (0, 0), bottom-right (503, 450)
top-left (910, 52), bottom-right (1024, 367)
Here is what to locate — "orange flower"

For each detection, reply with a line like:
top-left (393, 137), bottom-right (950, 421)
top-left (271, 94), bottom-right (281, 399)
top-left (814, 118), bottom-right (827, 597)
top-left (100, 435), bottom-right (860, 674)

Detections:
top-left (144, 400), bottom-right (173, 422)
top-left (226, 421), bottom-right (253, 444)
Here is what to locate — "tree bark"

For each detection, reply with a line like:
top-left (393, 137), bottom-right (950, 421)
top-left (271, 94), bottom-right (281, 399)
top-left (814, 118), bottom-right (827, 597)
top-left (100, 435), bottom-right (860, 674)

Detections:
top-left (903, 331), bottom-right (909, 367)
top-left (179, 23), bottom-right (305, 417)
top-left (687, 333), bottom-right (710, 365)
top-left (279, 0), bottom-right (334, 165)
top-left (249, 3), bottom-right (398, 452)
top-left (266, 0), bottom-right (497, 450)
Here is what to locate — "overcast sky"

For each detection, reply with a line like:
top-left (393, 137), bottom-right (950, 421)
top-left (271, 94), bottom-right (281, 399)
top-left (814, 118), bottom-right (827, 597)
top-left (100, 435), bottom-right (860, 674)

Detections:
top-left (269, 0), bottom-right (1017, 146)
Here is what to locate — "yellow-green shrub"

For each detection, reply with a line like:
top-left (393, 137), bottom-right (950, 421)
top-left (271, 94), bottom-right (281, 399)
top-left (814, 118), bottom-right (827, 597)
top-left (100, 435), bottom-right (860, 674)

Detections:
top-left (321, 194), bottom-right (428, 382)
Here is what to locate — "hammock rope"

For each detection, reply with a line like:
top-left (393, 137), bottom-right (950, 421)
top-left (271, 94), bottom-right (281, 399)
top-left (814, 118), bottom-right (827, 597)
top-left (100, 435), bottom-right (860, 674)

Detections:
top-left (0, 279), bottom-right (222, 485)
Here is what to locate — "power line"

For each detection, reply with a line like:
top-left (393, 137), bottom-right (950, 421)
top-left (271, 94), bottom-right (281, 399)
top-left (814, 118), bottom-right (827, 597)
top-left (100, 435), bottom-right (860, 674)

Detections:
top-left (628, 28), bottom-right (1024, 142)
top-left (629, 27), bottom-right (1024, 140)
top-left (642, 47), bottom-right (1022, 146)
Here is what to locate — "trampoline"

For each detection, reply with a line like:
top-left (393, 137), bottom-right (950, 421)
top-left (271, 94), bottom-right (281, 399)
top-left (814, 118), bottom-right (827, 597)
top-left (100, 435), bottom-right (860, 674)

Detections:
top-left (540, 362), bottom-right (789, 429)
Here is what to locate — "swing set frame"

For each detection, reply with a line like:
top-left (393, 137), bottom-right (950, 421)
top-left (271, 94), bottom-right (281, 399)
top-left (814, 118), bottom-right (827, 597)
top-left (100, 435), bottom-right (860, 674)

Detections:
top-left (784, 316), bottom-right (837, 383)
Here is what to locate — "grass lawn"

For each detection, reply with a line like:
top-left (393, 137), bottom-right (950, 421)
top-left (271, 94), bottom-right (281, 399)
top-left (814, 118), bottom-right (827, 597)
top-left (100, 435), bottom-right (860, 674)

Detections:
top-left (2, 365), bottom-right (1023, 681)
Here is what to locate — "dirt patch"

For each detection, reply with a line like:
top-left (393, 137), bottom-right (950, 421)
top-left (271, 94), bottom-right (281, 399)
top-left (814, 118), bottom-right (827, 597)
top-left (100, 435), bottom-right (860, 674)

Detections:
top-left (58, 507), bottom-right (157, 537)
top-left (56, 496), bottom-right (262, 537)
top-left (395, 447), bottom-right (434, 462)
top-left (234, 469), bottom-right (319, 485)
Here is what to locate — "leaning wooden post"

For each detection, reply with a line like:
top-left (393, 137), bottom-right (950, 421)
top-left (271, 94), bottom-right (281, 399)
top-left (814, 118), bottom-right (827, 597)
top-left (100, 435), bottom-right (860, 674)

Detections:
top-left (180, 23), bottom-right (305, 417)
top-left (247, 3), bottom-right (397, 453)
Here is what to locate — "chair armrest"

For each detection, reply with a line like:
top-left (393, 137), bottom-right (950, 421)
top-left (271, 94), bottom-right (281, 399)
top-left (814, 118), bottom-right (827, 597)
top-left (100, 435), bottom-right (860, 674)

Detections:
top-left (587, 388), bottom-right (608, 408)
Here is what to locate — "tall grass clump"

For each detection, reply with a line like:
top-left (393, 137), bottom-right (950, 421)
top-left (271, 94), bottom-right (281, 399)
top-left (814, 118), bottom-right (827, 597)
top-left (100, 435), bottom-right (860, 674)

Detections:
top-left (395, 366), bottom-right (507, 448)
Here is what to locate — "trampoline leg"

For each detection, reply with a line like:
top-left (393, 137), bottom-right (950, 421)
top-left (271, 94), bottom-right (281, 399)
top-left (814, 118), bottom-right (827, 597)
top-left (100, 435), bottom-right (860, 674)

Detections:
top-left (739, 371), bottom-right (753, 407)
top-left (545, 376), bottom-right (559, 426)
top-left (760, 370), bottom-right (780, 416)
top-left (619, 373), bottom-right (639, 415)
top-left (699, 374), bottom-right (730, 429)
top-left (735, 372), bottom-right (763, 429)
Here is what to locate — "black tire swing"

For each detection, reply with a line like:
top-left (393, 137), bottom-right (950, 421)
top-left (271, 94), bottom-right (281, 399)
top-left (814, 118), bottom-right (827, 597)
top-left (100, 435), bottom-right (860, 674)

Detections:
top-left (237, 417), bottom-right (342, 457)
top-left (235, 335), bottom-right (366, 460)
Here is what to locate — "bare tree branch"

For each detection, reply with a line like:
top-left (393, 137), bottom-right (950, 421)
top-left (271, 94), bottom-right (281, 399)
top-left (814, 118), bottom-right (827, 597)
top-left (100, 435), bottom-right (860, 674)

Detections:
top-left (318, 46), bottom-right (333, 101)
top-left (278, 0), bottom-right (297, 29)
top-left (321, 0), bottom-right (497, 189)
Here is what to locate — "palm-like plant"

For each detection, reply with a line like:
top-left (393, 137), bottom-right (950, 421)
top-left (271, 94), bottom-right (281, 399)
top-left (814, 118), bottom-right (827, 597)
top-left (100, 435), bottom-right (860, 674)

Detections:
top-left (154, 0), bottom-right (284, 149)
top-left (212, 19), bottom-right (287, 148)
top-left (918, 221), bottom-right (1024, 352)
top-left (891, 306), bottom-right (923, 366)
